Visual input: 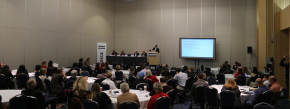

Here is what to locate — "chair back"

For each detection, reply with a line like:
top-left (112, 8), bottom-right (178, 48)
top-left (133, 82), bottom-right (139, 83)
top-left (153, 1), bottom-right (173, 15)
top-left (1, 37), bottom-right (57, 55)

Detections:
top-left (262, 90), bottom-right (273, 104)
top-left (220, 91), bottom-right (235, 109)
top-left (47, 67), bottom-right (52, 77)
top-left (0, 74), bottom-right (7, 89)
top-left (136, 83), bottom-right (149, 90)
top-left (35, 76), bottom-right (44, 91)
top-left (167, 79), bottom-right (178, 90)
top-left (166, 89), bottom-right (177, 107)
top-left (115, 71), bottom-right (123, 81)
top-left (17, 73), bottom-right (29, 89)
top-left (171, 67), bottom-right (176, 71)
top-left (129, 76), bottom-right (136, 88)
top-left (119, 101), bottom-right (139, 109)
top-left (216, 74), bottom-right (225, 84)
top-left (44, 79), bottom-right (53, 93)
top-left (0, 95), bottom-right (2, 103)
top-left (205, 87), bottom-right (218, 107)
top-left (254, 102), bottom-right (275, 109)
top-left (66, 81), bottom-right (74, 89)
top-left (145, 79), bottom-right (153, 91)
top-left (201, 65), bottom-right (204, 71)
top-left (83, 99), bottom-right (99, 109)
top-left (85, 66), bottom-right (91, 72)
top-left (26, 96), bottom-right (40, 109)
top-left (161, 71), bottom-right (165, 76)
top-left (207, 77), bottom-right (216, 85)
top-left (94, 78), bottom-right (106, 84)
top-left (237, 76), bottom-right (246, 85)
top-left (170, 70), bottom-right (176, 77)
top-left (112, 62), bottom-right (118, 69)
top-left (9, 94), bottom-right (27, 109)
top-left (80, 71), bottom-right (89, 76)
top-left (194, 86), bottom-right (206, 104)
top-left (100, 83), bottom-right (110, 91)
top-left (94, 70), bottom-right (98, 77)
top-left (155, 96), bottom-right (171, 109)
top-left (184, 77), bottom-right (193, 91)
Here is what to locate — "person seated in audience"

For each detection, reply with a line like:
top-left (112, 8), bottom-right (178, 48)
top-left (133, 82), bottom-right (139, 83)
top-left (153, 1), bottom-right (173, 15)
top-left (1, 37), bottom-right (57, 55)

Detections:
top-left (117, 83), bottom-right (140, 109)
top-left (137, 63), bottom-right (144, 72)
top-left (129, 66), bottom-right (136, 77)
top-left (222, 61), bottom-right (229, 68)
top-left (51, 68), bottom-right (67, 94)
top-left (97, 68), bottom-right (107, 79)
top-left (233, 63), bottom-right (242, 74)
top-left (174, 68), bottom-right (188, 91)
top-left (190, 73), bottom-right (208, 98)
top-left (39, 68), bottom-right (47, 90)
top-left (222, 65), bottom-right (231, 74)
top-left (187, 66), bottom-right (195, 79)
top-left (115, 65), bottom-right (125, 78)
top-left (112, 50), bottom-right (118, 56)
top-left (242, 67), bottom-right (250, 75)
top-left (105, 61), bottom-right (111, 70)
top-left (141, 50), bottom-right (147, 57)
top-left (64, 76), bottom-right (88, 102)
top-left (41, 61), bottom-right (47, 69)
top-left (87, 83), bottom-right (112, 109)
top-left (66, 63), bottom-right (79, 76)
top-left (120, 50), bottom-right (126, 56)
top-left (133, 71), bottom-right (149, 89)
top-left (232, 61), bottom-right (239, 71)
top-left (47, 60), bottom-right (54, 75)
top-left (149, 77), bottom-right (173, 96)
top-left (245, 78), bottom-right (269, 109)
top-left (94, 63), bottom-right (101, 74)
top-left (263, 75), bottom-right (270, 87)
top-left (16, 64), bottom-right (28, 75)
top-left (67, 97), bottom-right (84, 109)
top-left (85, 58), bottom-right (90, 65)
top-left (0, 65), bottom-right (14, 89)
top-left (83, 61), bottom-right (93, 76)
top-left (221, 79), bottom-right (243, 109)
top-left (128, 62), bottom-right (136, 70)
top-left (101, 72), bottom-right (117, 89)
top-left (158, 64), bottom-right (168, 76)
top-left (147, 82), bottom-right (169, 109)
top-left (22, 79), bottom-right (57, 109)
top-left (268, 76), bottom-right (282, 102)
top-left (133, 50), bottom-right (139, 56)
top-left (50, 67), bottom-right (58, 77)
top-left (68, 70), bottom-right (78, 82)
top-left (164, 70), bottom-right (173, 80)
top-left (234, 68), bottom-right (245, 78)
top-left (0, 63), bottom-right (4, 71)
top-left (78, 58), bottom-right (83, 68)
top-left (249, 67), bottom-right (259, 85)
top-left (182, 65), bottom-right (188, 72)
top-left (34, 64), bottom-right (41, 77)
top-left (100, 63), bottom-right (105, 70)
top-left (145, 70), bottom-right (159, 84)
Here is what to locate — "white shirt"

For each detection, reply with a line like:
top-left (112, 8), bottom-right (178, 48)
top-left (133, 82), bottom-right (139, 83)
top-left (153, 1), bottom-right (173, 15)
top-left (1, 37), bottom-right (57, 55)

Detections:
top-left (174, 72), bottom-right (188, 87)
top-left (101, 78), bottom-right (117, 89)
top-left (263, 80), bottom-right (270, 87)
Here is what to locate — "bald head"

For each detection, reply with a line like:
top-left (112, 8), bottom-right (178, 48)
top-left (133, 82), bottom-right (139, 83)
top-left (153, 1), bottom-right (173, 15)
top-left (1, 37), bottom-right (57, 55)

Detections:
top-left (135, 50), bottom-right (137, 53)
top-left (162, 64), bottom-right (166, 68)
top-left (27, 79), bottom-right (37, 89)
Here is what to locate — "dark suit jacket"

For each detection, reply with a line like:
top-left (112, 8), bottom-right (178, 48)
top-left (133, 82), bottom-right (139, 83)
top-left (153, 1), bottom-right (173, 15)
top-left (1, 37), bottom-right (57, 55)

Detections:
top-left (251, 85), bottom-right (269, 105)
top-left (152, 47), bottom-right (159, 53)
top-left (112, 52), bottom-right (118, 55)
top-left (221, 86), bottom-right (243, 108)
top-left (141, 53), bottom-right (147, 57)
top-left (280, 58), bottom-right (289, 79)
top-left (133, 53), bottom-right (139, 56)
top-left (21, 89), bottom-right (45, 108)
top-left (51, 74), bottom-right (65, 93)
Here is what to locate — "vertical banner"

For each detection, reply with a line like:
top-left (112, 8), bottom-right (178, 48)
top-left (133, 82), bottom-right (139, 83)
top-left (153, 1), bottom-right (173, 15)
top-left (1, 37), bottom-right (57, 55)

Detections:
top-left (97, 42), bottom-right (107, 63)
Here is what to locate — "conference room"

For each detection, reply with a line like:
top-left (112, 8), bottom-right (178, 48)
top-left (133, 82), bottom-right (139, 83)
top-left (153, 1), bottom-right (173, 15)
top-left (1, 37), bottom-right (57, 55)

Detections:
top-left (0, 0), bottom-right (289, 109)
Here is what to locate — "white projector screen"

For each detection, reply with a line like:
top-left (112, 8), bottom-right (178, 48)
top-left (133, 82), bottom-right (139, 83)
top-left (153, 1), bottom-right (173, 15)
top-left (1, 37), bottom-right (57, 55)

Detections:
top-left (179, 38), bottom-right (216, 59)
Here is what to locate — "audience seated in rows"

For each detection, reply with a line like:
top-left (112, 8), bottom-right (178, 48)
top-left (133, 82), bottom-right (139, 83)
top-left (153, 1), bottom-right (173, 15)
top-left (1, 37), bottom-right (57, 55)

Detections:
top-left (133, 71), bottom-right (149, 89)
top-left (163, 70), bottom-right (173, 80)
top-left (149, 77), bottom-right (173, 96)
top-left (263, 75), bottom-right (270, 87)
top-left (137, 63), bottom-right (144, 72)
top-left (190, 73), bottom-right (208, 97)
top-left (39, 68), bottom-right (47, 90)
top-left (233, 63), bottom-right (242, 75)
top-left (117, 83), bottom-right (140, 109)
top-left (268, 76), bottom-right (282, 102)
top-left (97, 68), bottom-right (107, 79)
top-left (41, 61), bottom-right (47, 69)
top-left (158, 64), bottom-right (168, 76)
top-left (100, 63), bottom-right (105, 70)
top-left (66, 63), bottom-right (79, 76)
top-left (115, 65), bottom-right (125, 78)
top-left (68, 97), bottom-right (84, 109)
top-left (147, 82), bottom-right (169, 109)
top-left (64, 76), bottom-right (88, 102)
top-left (222, 65), bottom-right (231, 74)
top-left (22, 79), bottom-right (57, 109)
top-left (101, 72), bottom-right (117, 90)
top-left (16, 64), bottom-right (28, 75)
top-left (0, 65), bottom-right (14, 89)
top-left (87, 83), bottom-right (111, 109)
top-left (174, 68), bottom-right (188, 91)
top-left (129, 67), bottom-right (136, 78)
top-left (34, 64), bottom-right (41, 77)
top-left (232, 61), bottom-right (239, 71)
top-left (79, 58), bottom-right (84, 69)
top-left (51, 68), bottom-right (67, 94)
top-left (50, 67), bottom-right (58, 77)
top-left (83, 61), bottom-right (93, 76)
top-left (145, 70), bottom-right (159, 84)
top-left (234, 68), bottom-right (245, 78)
top-left (245, 78), bottom-right (270, 108)
top-left (94, 63), bottom-right (101, 75)
top-left (222, 61), bottom-right (229, 68)
top-left (221, 79), bottom-right (243, 109)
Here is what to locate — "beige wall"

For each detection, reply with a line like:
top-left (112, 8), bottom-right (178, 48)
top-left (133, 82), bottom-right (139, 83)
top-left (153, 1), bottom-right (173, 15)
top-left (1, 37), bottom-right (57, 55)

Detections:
top-left (115, 0), bottom-right (257, 69)
top-left (0, 0), bottom-right (115, 71)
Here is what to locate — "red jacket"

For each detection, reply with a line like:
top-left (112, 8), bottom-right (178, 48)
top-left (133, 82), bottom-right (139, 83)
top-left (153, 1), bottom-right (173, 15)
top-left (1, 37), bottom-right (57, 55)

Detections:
top-left (42, 66), bottom-right (48, 74)
top-left (145, 76), bottom-right (159, 84)
top-left (147, 91), bottom-right (169, 109)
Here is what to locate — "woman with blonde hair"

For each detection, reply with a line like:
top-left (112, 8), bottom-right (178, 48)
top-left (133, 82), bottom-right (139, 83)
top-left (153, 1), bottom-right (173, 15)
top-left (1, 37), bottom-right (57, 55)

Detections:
top-left (115, 65), bottom-right (124, 78)
top-left (221, 79), bottom-right (243, 109)
top-left (64, 76), bottom-right (88, 102)
top-left (87, 83), bottom-right (111, 109)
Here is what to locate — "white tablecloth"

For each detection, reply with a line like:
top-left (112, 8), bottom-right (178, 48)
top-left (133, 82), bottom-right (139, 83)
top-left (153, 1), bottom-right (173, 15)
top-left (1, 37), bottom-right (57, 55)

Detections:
top-left (210, 85), bottom-right (254, 105)
top-left (111, 70), bottom-right (130, 78)
top-left (66, 76), bottom-right (97, 91)
top-left (224, 74), bottom-right (251, 83)
top-left (103, 89), bottom-right (150, 109)
top-left (0, 90), bottom-right (22, 103)
top-left (211, 68), bottom-right (220, 76)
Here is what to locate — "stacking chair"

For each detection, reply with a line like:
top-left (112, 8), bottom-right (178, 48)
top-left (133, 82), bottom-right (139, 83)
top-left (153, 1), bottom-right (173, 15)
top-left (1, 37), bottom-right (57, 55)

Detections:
top-left (254, 102), bottom-right (275, 109)
top-left (44, 78), bottom-right (55, 98)
top-left (0, 74), bottom-right (7, 89)
top-left (220, 91), bottom-right (235, 109)
top-left (115, 71), bottom-right (124, 83)
top-left (94, 78), bottom-right (106, 84)
top-left (9, 94), bottom-right (27, 109)
top-left (205, 87), bottom-right (219, 109)
top-left (46, 67), bottom-right (52, 77)
top-left (201, 65), bottom-right (204, 72)
top-left (167, 79), bottom-right (178, 90)
top-left (155, 96), bottom-right (171, 109)
top-left (167, 89), bottom-right (177, 109)
top-left (184, 77), bottom-right (193, 92)
top-left (193, 86), bottom-right (206, 109)
top-left (216, 74), bottom-right (225, 84)
top-left (207, 77), bottom-right (216, 85)
top-left (83, 99), bottom-right (99, 109)
top-left (171, 67), bottom-right (176, 71)
top-left (129, 76), bottom-right (136, 88)
top-left (100, 83), bottom-right (110, 91)
top-left (120, 101), bottom-right (139, 109)
top-left (145, 79), bottom-right (153, 91)
top-left (26, 96), bottom-right (40, 109)
top-left (17, 73), bottom-right (29, 89)
top-left (80, 71), bottom-right (89, 76)
top-left (66, 81), bottom-right (74, 89)
top-left (170, 70), bottom-right (176, 77)
top-left (237, 76), bottom-right (246, 85)
top-left (112, 62), bottom-right (118, 69)
top-left (262, 90), bottom-right (273, 104)
top-left (136, 83), bottom-right (149, 90)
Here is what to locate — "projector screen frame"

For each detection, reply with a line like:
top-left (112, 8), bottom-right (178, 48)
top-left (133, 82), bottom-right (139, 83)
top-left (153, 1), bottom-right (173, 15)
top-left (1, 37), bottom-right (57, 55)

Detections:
top-left (179, 38), bottom-right (216, 59)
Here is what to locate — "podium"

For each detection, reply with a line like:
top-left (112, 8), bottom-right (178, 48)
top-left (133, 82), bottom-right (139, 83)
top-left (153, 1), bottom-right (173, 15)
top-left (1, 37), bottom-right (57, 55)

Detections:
top-left (149, 51), bottom-right (160, 65)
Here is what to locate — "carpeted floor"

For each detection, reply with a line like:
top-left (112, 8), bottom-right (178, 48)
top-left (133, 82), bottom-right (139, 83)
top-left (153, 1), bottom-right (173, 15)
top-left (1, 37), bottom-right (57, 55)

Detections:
top-left (173, 98), bottom-right (191, 109)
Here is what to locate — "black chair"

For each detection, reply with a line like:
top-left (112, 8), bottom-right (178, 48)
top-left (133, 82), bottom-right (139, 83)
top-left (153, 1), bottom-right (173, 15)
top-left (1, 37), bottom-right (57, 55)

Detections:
top-left (0, 95), bottom-right (2, 103)
top-left (80, 71), bottom-right (89, 76)
top-left (83, 99), bottom-right (99, 109)
top-left (220, 91), bottom-right (235, 109)
top-left (216, 74), bottom-right (225, 84)
top-left (201, 65), bottom-right (204, 72)
top-left (167, 89), bottom-right (177, 109)
top-left (26, 96), bottom-right (40, 109)
top-left (161, 71), bottom-right (165, 76)
top-left (205, 87), bottom-right (219, 109)
top-left (100, 83), bottom-right (110, 91)
top-left (155, 96), bottom-right (171, 109)
top-left (66, 81), bottom-right (74, 89)
top-left (129, 76), bottom-right (136, 88)
top-left (44, 79), bottom-right (55, 98)
top-left (171, 67), bottom-right (176, 71)
top-left (145, 79), bottom-right (153, 91)
top-left (170, 70), bottom-right (176, 77)
top-left (262, 90), bottom-right (273, 104)
top-left (207, 77), bottom-right (216, 85)
top-left (0, 74), bottom-right (7, 89)
top-left (184, 77), bottom-right (193, 92)
top-left (119, 101), bottom-right (139, 109)
top-left (46, 67), bottom-right (52, 77)
top-left (17, 73), bottom-right (29, 89)
top-left (112, 62), bottom-right (118, 69)
top-left (254, 102), bottom-right (275, 109)
top-left (136, 83), bottom-right (149, 90)
top-left (35, 76), bottom-right (44, 91)
top-left (94, 70), bottom-right (98, 77)
top-left (94, 78), bottom-right (106, 84)
top-left (167, 79), bottom-right (178, 90)
top-left (193, 86), bottom-right (206, 108)
top-left (9, 94), bottom-right (27, 109)
top-left (237, 76), bottom-right (246, 85)
top-left (115, 71), bottom-right (123, 81)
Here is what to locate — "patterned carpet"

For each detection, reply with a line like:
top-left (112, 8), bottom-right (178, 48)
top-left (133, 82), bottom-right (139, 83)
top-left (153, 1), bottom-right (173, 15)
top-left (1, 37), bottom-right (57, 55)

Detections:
top-left (173, 98), bottom-right (191, 109)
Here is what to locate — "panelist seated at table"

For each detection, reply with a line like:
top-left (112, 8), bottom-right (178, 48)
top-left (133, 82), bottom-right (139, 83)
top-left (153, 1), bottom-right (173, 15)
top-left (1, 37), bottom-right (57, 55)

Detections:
top-left (141, 50), bottom-right (147, 57)
top-left (221, 79), bottom-right (243, 109)
top-left (120, 50), bottom-right (126, 56)
top-left (133, 50), bottom-right (139, 57)
top-left (244, 78), bottom-right (269, 109)
top-left (111, 50), bottom-right (118, 56)
top-left (117, 83), bottom-right (141, 109)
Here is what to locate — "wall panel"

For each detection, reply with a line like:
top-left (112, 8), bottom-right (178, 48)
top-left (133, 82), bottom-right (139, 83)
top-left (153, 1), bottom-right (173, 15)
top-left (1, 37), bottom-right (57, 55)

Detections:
top-left (0, 27), bottom-right (3, 63)
top-left (26, 0), bottom-right (43, 30)
top-left (43, 0), bottom-right (57, 32)
top-left (202, 0), bottom-right (215, 38)
top-left (42, 31), bottom-right (57, 62)
top-left (0, 0), bottom-right (4, 26)
top-left (5, 0), bottom-right (25, 28)
top-left (58, 0), bottom-right (70, 33)
top-left (57, 32), bottom-right (70, 67)
top-left (25, 30), bottom-right (42, 72)
top-left (70, 34), bottom-right (81, 65)
top-left (188, 0), bottom-right (201, 38)
top-left (161, 0), bottom-right (173, 38)
top-left (70, 0), bottom-right (82, 34)
top-left (81, 35), bottom-right (91, 59)
top-left (81, 0), bottom-right (92, 35)
top-left (148, 0), bottom-right (161, 38)
top-left (91, 0), bottom-right (100, 36)
top-left (174, 0), bottom-right (187, 38)
top-left (136, 0), bottom-right (148, 38)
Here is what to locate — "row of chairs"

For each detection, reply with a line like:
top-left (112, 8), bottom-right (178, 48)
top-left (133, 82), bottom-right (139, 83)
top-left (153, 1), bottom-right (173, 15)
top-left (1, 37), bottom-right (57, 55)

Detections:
top-left (0, 73), bottom-right (29, 89)
top-left (8, 94), bottom-right (44, 109)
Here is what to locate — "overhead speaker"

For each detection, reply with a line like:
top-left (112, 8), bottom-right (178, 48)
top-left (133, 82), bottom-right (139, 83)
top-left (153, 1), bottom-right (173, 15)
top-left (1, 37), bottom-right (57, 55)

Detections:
top-left (247, 46), bottom-right (252, 54)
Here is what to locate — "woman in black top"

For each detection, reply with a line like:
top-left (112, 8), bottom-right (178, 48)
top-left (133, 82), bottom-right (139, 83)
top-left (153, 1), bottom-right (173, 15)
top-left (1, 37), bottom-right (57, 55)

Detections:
top-left (0, 65), bottom-right (14, 88)
top-left (105, 61), bottom-right (111, 70)
top-left (85, 58), bottom-right (90, 65)
top-left (34, 64), bottom-right (41, 77)
top-left (16, 65), bottom-right (28, 75)
top-left (48, 61), bottom-right (53, 68)
top-left (79, 58), bottom-right (84, 68)
top-left (94, 63), bottom-right (101, 75)
top-left (87, 83), bottom-right (111, 109)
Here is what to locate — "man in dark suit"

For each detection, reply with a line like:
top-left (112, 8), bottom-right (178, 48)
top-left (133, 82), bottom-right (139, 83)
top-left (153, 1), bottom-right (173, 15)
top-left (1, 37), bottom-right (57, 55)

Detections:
top-left (244, 78), bottom-right (269, 109)
top-left (22, 79), bottom-right (57, 109)
top-left (51, 68), bottom-right (66, 94)
top-left (152, 44), bottom-right (159, 53)
top-left (280, 55), bottom-right (289, 91)
top-left (112, 50), bottom-right (118, 55)
top-left (133, 50), bottom-right (139, 57)
top-left (141, 50), bottom-right (147, 57)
